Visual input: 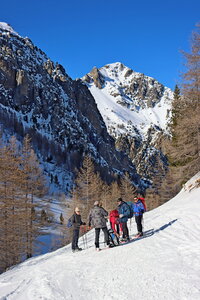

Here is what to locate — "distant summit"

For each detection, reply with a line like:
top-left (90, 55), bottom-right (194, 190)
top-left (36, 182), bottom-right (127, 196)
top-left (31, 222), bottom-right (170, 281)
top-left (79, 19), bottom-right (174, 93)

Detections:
top-left (82, 62), bottom-right (173, 137)
top-left (82, 62), bottom-right (173, 185)
top-left (0, 22), bottom-right (19, 36)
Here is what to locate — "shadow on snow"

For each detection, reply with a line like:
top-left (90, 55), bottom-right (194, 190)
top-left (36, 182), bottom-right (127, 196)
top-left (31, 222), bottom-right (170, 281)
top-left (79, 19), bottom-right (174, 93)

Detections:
top-left (120, 219), bottom-right (178, 246)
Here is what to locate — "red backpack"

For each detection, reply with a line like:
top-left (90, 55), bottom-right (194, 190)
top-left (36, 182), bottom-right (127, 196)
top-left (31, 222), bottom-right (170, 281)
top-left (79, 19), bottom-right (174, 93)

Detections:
top-left (138, 197), bottom-right (147, 212)
top-left (109, 209), bottom-right (119, 224)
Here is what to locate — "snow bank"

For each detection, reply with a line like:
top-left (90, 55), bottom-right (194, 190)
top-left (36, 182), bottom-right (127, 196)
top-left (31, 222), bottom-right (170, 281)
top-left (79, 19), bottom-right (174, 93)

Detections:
top-left (0, 173), bottom-right (200, 300)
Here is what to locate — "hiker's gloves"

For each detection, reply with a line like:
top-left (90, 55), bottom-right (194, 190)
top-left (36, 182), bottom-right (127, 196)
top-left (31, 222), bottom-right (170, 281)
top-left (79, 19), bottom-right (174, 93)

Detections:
top-left (119, 214), bottom-right (123, 218)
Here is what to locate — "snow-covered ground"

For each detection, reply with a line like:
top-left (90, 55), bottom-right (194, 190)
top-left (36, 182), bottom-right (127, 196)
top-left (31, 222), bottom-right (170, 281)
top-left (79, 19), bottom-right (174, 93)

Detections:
top-left (0, 173), bottom-right (200, 300)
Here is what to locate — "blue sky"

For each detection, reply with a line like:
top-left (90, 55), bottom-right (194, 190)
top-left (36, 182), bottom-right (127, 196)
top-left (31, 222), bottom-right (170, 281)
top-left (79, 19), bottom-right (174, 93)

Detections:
top-left (1, 0), bottom-right (199, 89)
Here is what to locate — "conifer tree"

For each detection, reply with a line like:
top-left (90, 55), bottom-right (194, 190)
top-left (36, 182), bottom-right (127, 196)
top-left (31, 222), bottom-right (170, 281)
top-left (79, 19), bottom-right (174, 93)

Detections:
top-left (73, 155), bottom-right (101, 221)
top-left (21, 135), bottom-right (46, 258)
top-left (0, 135), bottom-right (47, 271)
top-left (170, 84), bottom-right (181, 138)
top-left (160, 24), bottom-right (200, 202)
top-left (107, 181), bottom-right (121, 212)
top-left (0, 136), bottom-right (25, 270)
top-left (100, 182), bottom-right (111, 211)
top-left (169, 24), bottom-right (200, 174)
top-left (120, 172), bottom-right (136, 201)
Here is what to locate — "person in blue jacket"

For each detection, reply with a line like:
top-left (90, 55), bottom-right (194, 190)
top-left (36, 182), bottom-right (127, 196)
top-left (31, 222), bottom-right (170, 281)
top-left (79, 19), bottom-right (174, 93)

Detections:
top-left (117, 198), bottom-right (130, 241)
top-left (133, 196), bottom-right (145, 237)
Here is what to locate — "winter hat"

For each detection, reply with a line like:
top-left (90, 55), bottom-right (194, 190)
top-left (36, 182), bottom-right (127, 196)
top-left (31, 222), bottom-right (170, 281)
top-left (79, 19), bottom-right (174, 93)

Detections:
top-left (94, 201), bottom-right (99, 206)
top-left (117, 197), bottom-right (123, 202)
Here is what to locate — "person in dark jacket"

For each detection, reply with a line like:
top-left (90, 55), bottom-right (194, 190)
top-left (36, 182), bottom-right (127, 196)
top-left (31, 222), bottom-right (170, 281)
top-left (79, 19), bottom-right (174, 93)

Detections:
top-left (117, 198), bottom-right (130, 241)
top-left (71, 207), bottom-right (86, 252)
top-left (88, 201), bottom-right (111, 251)
top-left (133, 196), bottom-right (145, 237)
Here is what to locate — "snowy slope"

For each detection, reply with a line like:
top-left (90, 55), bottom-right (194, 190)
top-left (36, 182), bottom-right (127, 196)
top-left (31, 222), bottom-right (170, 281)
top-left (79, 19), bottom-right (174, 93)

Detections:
top-left (0, 174), bottom-right (200, 300)
top-left (82, 62), bottom-right (173, 139)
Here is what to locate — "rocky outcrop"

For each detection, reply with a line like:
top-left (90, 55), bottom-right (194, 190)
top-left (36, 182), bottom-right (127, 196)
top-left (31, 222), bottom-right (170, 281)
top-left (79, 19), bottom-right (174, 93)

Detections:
top-left (0, 24), bottom-right (141, 190)
top-left (82, 66), bottom-right (105, 89)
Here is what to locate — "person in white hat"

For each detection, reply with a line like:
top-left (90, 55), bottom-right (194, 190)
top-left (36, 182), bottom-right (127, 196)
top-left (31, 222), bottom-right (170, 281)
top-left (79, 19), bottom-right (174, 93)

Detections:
top-left (71, 207), bottom-right (86, 252)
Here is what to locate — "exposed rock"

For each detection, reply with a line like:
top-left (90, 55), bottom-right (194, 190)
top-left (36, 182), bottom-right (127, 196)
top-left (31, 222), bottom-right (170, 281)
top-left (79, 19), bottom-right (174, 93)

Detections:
top-left (0, 24), bottom-right (141, 191)
top-left (87, 66), bottom-right (105, 89)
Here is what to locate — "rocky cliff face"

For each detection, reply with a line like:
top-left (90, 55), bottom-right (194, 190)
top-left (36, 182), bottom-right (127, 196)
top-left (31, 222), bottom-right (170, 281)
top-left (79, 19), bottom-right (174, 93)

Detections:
top-left (82, 62), bottom-right (174, 184)
top-left (0, 23), bottom-right (141, 191)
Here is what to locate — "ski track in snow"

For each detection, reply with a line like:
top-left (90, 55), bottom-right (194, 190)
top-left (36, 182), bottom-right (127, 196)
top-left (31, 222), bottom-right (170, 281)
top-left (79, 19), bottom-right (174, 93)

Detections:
top-left (0, 174), bottom-right (200, 300)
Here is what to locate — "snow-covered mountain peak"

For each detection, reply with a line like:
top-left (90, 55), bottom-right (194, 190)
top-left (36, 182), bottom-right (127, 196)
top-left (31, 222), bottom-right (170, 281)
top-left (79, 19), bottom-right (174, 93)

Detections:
top-left (0, 22), bottom-right (19, 36)
top-left (99, 61), bottom-right (137, 80)
top-left (82, 62), bottom-right (173, 138)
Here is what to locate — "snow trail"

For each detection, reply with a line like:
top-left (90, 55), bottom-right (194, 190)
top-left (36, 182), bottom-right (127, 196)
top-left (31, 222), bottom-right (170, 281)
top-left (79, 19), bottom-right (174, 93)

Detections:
top-left (0, 174), bottom-right (200, 299)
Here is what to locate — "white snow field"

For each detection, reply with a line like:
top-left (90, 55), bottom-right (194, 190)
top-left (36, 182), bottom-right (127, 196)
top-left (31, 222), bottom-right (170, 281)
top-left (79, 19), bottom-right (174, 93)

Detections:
top-left (0, 173), bottom-right (200, 300)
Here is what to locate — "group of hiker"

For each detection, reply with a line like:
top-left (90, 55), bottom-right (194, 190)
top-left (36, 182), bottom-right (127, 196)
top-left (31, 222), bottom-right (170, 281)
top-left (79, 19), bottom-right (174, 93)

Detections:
top-left (69, 195), bottom-right (146, 252)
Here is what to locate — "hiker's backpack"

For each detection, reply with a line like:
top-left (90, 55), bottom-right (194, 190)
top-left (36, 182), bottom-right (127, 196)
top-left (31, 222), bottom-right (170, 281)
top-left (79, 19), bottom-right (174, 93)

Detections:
top-left (108, 228), bottom-right (120, 246)
top-left (125, 201), bottom-right (134, 219)
top-left (138, 197), bottom-right (147, 212)
top-left (109, 209), bottom-right (119, 224)
top-left (67, 215), bottom-right (73, 228)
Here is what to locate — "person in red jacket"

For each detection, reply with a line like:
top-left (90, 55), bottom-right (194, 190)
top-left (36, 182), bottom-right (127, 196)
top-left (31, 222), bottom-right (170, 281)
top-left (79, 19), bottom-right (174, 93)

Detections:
top-left (109, 209), bottom-right (122, 237)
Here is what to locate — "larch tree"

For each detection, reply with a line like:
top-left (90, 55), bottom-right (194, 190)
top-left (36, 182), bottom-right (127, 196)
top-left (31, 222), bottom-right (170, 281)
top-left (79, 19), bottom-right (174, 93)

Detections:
top-left (21, 134), bottom-right (46, 258)
top-left (0, 136), bottom-right (25, 271)
top-left (0, 135), bottom-right (47, 272)
top-left (72, 155), bottom-right (102, 222)
top-left (120, 172), bottom-right (136, 202)
top-left (106, 181), bottom-right (121, 212)
top-left (163, 23), bottom-right (200, 198)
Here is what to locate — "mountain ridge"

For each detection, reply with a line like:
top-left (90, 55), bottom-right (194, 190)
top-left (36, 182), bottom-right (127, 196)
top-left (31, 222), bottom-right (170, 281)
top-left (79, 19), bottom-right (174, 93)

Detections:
top-left (0, 22), bottom-right (141, 192)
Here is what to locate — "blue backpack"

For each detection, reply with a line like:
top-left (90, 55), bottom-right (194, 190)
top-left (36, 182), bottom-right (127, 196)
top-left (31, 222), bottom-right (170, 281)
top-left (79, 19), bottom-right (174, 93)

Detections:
top-left (67, 216), bottom-right (73, 228)
top-left (125, 201), bottom-right (134, 219)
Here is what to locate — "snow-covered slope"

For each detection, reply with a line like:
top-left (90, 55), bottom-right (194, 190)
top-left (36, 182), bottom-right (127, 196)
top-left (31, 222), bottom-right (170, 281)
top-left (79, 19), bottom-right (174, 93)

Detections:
top-left (82, 62), bottom-right (173, 139)
top-left (0, 174), bottom-right (200, 300)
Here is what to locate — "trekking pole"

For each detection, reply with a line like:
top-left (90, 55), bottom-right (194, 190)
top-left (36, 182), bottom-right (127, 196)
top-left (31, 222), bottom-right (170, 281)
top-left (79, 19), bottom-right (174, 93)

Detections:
top-left (129, 218), bottom-right (132, 234)
top-left (142, 214), bottom-right (144, 234)
top-left (81, 227), bottom-right (86, 249)
top-left (84, 225), bottom-right (88, 249)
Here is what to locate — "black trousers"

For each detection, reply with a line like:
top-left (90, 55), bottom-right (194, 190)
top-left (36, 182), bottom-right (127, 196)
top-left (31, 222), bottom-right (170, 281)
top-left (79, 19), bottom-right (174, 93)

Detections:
top-left (121, 222), bottom-right (129, 239)
top-left (72, 229), bottom-right (80, 250)
top-left (135, 215), bottom-right (143, 233)
top-left (95, 227), bottom-right (109, 248)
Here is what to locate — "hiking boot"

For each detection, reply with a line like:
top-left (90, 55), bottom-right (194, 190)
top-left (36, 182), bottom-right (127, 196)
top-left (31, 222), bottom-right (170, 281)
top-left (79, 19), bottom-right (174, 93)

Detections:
top-left (135, 232), bottom-right (143, 238)
top-left (96, 248), bottom-right (101, 252)
top-left (76, 247), bottom-right (82, 251)
top-left (120, 237), bottom-right (126, 242)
